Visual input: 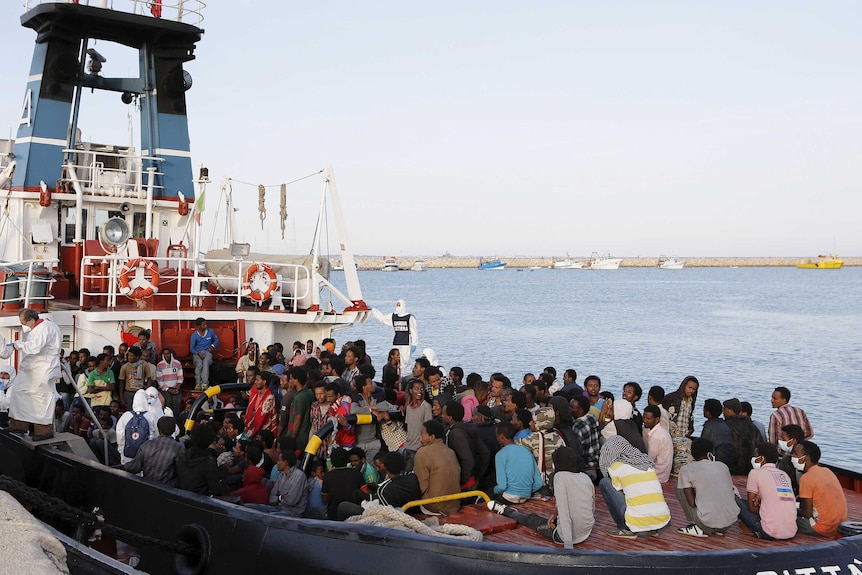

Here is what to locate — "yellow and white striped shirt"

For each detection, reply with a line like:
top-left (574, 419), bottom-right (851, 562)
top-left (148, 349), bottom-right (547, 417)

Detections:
top-left (608, 461), bottom-right (671, 532)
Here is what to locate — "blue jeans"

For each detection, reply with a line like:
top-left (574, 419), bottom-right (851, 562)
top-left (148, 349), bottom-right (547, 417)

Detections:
top-left (735, 496), bottom-right (774, 540)
top-left (599, 477), bottom-right (628, 530)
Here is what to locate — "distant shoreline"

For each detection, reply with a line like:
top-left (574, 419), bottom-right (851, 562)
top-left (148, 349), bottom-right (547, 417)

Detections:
top-left (337, 256), bottom-right (860, 270)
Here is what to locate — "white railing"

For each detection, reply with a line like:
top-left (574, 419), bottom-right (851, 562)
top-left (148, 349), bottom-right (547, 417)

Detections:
top-left (61, 148), bottom-right (162, 198)
top-left (0, 260), bottom-right (58, 308)
top-left (24, 1), bottom-right (206, 27)
top-left (79, 255), bottom-right (312, 312)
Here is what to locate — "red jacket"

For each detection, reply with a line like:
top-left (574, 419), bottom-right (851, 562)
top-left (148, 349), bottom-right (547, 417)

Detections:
top-left (234, 466), bottom-right (269, 505)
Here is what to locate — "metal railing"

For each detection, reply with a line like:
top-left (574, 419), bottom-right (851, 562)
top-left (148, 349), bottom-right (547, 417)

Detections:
top-left (23, 1), bottom-right (206, 27)
top-left (79, 254), bottom-right (312, 311)
top-left (0, 260), bottom-right (58, 308)
top-left (61, 148), bottom-right (163, 199)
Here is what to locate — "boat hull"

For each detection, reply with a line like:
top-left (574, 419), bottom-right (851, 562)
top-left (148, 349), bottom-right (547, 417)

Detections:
top-left (797, 261), bottom-right (843, 269)
top-left (589, 259), bottom-right (622, 270)
top-left (659, 260), bottom-right (685, 269)
top-left (3, 431), bottom-right (862, 575)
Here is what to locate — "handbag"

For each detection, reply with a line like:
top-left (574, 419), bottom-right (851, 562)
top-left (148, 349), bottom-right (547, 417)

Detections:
top-left (379, 420), bottom-right (407, 452)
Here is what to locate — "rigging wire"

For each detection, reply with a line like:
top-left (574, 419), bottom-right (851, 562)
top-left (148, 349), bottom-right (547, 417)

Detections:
top-left (230, 169), bottom-right (323, 189)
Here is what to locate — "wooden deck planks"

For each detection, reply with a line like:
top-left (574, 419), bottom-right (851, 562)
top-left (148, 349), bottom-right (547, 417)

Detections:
top-left (478, 474), bottom-right (860, 552)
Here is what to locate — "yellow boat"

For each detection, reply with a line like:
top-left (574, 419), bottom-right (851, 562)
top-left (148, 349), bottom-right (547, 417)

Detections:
top-left (797, 254), bottom-right (843, 269)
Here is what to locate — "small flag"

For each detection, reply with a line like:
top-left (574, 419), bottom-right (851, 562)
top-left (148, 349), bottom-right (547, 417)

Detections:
top-left (195, 188), bottom-right (205, 225)
top-left (150, 0), bottom-right (163, 19)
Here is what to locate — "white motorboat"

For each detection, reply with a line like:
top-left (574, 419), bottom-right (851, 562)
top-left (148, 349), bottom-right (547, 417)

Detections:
top-left (411, 259), bottom-right (428, 271)
top-left (382, 256), bottom-right (399, 271)
top-left (552, 258), bottom-right (584, 269)
top-left (588, 252), bottom-right (623, 270)
top-left (658, 256), bottom-right (685, 269)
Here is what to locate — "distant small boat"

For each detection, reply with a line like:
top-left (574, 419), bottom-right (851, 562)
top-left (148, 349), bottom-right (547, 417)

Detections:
top-left (479, 257), bottom-right (506, 270)
top-left (589, 252), bottom-right (622, 270)
top-left (797, 255), bottom-right (843, 269)
top-left (553, 258), bottom-right (584, 269)
top-left (382, 256), bottom-right (399, 271)
top-left (411, 259), bottom-right (428, 271)
top-left (331, 262), bottom-right (344, 271)
top-left (658, 256), bottom-right (685, 270)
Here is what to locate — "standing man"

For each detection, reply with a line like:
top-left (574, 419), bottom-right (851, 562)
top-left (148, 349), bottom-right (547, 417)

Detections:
top-left (123, 416), bottom-right (185, 487)
top-left (156, 348), bottom-right (183, 417)
top-left (118, 347), bottom-right (148, 409)
top-left (87, 353), bottom-right (116, 408)
top-left (0, 309), bottom-right (62, 440)
top-left (245, 371), bottom-right (277, 439)
top-left (286, 366), bottom-right (314, 451)
top-left (768, 386), bottom-right (813, 444)
top-left (371, 299), bottom-right (418, 376)
top-left (190, 317), bottom-right (218, 391)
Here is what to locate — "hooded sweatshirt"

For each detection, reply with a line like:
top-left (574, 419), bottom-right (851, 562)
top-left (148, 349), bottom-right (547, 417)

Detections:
top-left (234, 466), bottom-right (269, 505)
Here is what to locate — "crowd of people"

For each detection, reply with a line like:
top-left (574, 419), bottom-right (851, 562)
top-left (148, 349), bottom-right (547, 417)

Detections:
top-left (0, 308), bottom-right (849, 549)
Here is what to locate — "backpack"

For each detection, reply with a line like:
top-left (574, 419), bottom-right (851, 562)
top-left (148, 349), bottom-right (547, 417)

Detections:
top-left (124, 412), bottom-right (150, 458)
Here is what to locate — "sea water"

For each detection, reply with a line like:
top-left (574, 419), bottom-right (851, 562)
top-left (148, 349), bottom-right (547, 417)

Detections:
top-left (329, 266), bottom-right (862, 469)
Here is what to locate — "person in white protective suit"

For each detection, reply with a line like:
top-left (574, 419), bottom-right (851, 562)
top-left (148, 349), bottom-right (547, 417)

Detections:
top-left (371, 299), bottom-right (418, 377)
top-left (0, 308), bottom-right (62, 440)
top-left (0, 365), bottom-right (16, 428)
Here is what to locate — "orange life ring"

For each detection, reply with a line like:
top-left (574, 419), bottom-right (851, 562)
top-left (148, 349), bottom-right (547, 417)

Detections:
top-left (119, 258), bottom-right (161, 299)
top-left (243, 263), bottom-right (277, 302)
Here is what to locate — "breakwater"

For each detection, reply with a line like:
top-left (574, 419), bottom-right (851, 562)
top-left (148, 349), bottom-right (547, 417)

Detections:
top-left (342, 256), bottom-right (860, 270)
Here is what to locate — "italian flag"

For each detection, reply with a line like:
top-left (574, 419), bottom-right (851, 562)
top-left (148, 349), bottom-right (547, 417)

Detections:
top-left (195, 189), bottom-right (205, 225)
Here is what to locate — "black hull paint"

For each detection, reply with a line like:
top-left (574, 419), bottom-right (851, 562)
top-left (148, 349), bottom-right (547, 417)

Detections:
top-left (1, 431), bottom-right (861, 575)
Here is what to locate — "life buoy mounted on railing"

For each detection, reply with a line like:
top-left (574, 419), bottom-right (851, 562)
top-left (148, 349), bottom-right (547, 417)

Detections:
top-left (119, 258), bottom-right (161, 299)
top-left (242, 263), bottom-right (277, 302)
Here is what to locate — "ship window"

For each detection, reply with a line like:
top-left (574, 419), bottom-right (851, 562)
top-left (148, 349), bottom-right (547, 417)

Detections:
top-left (133, 212), bottom-right (146, 237)
top-left (63, 207), bottom-right (87, 244)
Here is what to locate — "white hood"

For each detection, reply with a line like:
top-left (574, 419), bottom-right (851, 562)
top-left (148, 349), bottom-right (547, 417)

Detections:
top-left (131, 389), bottom-right (149, 413)
top-left (421, 348), bottom-right (439, 368)
top-left (395, 299), bottom-right (407, 315)
top-left (145, 386), bottom-right (165, 420)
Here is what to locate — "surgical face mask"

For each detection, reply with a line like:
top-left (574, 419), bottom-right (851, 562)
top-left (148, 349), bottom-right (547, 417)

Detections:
top-left (791, 456), bottom-right (806, 471)
top-left (751, 457), bottom-right (762, 470)
top-left (21, 325), bottom-right (31, 333)
top-left (778, 439), bottom-right (791, 452)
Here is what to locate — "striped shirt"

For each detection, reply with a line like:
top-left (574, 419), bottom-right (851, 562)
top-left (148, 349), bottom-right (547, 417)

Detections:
top-left (768, 404), bottom-right (813, 444)
top-left (156, 358), bottom-right (183, 390)
top-left (607, 461), bottom-right (671, 532)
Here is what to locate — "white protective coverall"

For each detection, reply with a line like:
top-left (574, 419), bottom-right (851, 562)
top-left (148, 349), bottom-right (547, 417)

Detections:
top-left (116, 389), bottom-right (158, 464)
top-left (0, 365), bottom-right (16, 412)
top-left (371, 299), bottom-right (418, 376)
top-left (1, 320), bottom-right (62, 425)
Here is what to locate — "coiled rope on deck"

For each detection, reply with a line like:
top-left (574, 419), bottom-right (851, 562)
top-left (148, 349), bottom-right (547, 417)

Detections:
top-left (345, 505), bottom-right (483, 541)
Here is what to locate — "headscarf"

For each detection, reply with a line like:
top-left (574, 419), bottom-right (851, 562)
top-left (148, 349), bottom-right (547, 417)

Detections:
top-left (421, 348), bottom-right (439, 368)
top-left (599, 435), bottom-right (654, 477)
top-left (613, 400), bottom-right (633, 420)
top-left (552, 445), bottom-right (583, 474)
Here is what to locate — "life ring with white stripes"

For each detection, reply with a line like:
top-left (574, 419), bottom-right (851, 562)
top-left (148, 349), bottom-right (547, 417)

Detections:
top-left (243, 263), bottom-right (277, 302)
top-left (119, 258), bottom-right (160, 299)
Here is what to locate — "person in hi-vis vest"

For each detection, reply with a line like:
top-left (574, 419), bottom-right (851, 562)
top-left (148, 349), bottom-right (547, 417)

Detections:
top-left (371, 300), bottom-right (418, 378)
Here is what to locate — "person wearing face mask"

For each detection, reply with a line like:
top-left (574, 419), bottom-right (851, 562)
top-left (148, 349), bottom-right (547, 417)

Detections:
top-left (776, 424), bottom-right (805, 496)
top-left (676, 438), bottom-right (740, 538)
top-left (735, 442), bottom-right (797, 540)
top-left (0, 309), bottom-right (63, 441)
top-left (792, 440), bottom-right (847, 538)
top-left (0, 365), bottom-right (16, 428)
top-left (370, 300), bottom-right (418, 377)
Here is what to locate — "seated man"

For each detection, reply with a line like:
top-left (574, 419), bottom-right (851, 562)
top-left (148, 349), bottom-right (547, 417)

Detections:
top-left (735, 442), bottom-right (797, 540)
top-left (793, 440), bottom-right (847, 537)
top-left (268, 450), bottom-right (309, 516)
top-left (413, 420), bottom-right (462, 515)
top-left (493, 422), bottom-right (544, 504)
top-left (676, 438), bottom-right (739, 537)
top-left (599, 436), bottom-right (670, 539)
top-left (700, 398), bottom-right (737, 471)
top-left (777, 423), bottom-right (805, 495)
top-left (321, 447), bottom-right (366, 520)
top-left (488, 446), bottom-right (594, 548)
top-left (642, 405), bottom-right (673, 483)
top-left (338, 451), bottom-right (422, 520)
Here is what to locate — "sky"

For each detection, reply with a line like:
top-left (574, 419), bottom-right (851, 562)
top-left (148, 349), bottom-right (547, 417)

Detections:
top-left (2, 1), bottom-right (860, 257)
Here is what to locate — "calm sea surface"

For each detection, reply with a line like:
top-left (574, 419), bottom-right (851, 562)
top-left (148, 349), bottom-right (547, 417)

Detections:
top-left (329, 267), bottom-right (862, 469)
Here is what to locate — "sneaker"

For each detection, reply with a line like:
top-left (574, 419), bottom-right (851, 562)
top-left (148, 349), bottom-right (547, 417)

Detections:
top-left (713, 530), bottom-right (726, 537)
top-left (677, 524), bottom-right (708, 538)
top-left (486, 500), bottom-right (507, 515)
top-left (607, 528), bottom-right (638, 540)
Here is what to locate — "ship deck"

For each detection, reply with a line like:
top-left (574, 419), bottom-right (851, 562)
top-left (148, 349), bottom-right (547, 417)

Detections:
top-left (431, 471), bottom-right (862, 552)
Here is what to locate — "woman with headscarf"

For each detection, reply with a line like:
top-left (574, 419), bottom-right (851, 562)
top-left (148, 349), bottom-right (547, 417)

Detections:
top-left (487, 446), bottom-right (595, 548)
top-left (662, 375), bottom-right (699, 475)
top-left (600, 399), bottom-right (647, 454)
top-left (598, 436), bottom-right (670, 538)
